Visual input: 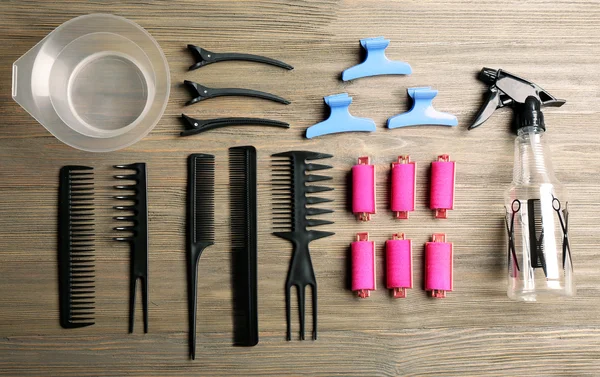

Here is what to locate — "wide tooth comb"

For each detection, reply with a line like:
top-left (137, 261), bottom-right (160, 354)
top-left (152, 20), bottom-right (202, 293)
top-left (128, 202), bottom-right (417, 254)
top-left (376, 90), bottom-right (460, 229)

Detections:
top-left (229, 146), bottom-right (259, 347)
top-left (187, 153), bottom-right (215, 360)
top-left (58, 166), bottom-right (95, 329)
top-left (113, 163), bottom-right (148, 334)
top-left (270, 151), bottom-right (334, 342)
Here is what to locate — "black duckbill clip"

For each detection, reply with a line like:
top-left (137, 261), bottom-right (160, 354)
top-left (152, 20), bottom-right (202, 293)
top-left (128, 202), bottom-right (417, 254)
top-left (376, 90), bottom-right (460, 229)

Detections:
top-left (184, 80), bottom-right (290, 106)
top-left (180, 114), bottom-right (290, 137)
top-left (188, 44), bottom-right (293, 71)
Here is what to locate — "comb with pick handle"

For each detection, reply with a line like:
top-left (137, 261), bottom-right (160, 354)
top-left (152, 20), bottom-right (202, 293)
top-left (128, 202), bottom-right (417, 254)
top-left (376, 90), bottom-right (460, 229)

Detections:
top-left (271, 151), bottom-right (335, 341)
top-left (113, 163), bottom-right (149, 334)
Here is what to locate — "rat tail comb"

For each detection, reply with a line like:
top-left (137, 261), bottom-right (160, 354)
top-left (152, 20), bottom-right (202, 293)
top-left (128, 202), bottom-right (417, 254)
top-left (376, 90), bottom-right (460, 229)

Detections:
top-left (187, 154), bottom-right (215, 360)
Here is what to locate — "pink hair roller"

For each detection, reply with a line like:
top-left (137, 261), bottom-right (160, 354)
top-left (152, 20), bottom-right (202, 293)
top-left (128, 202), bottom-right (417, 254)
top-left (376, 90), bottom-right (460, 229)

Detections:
top-left (390, 155), bottom-right (416, 220)
top-left (351, 232), bottom-right (376, 298)
top-left (424, 233), bottom-right (453, 298)
top-left (386, 233), bottom-right (412, 298)
top-left (352, 156), bottom-right (376, 221)
top-left (430, 154), bottom-right (455, 219)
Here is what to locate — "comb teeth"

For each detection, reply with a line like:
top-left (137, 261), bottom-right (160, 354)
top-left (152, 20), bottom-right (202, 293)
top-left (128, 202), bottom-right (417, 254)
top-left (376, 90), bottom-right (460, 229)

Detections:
top-left (189, 154), bottom-right (215, 244)
top-left (306, 207), bottom-right (334, 216)
top-left (58, 166), bottom-right (95, 328)
top-left (306, 196), bottom-right (334, 205)
top-left (229, 147), bottom-right (256, 248)
top-left (306, 174), bottom-right (332, 183)
top-left (112, 164), bottom-right (146, 240)
top-left (270, 151), bottom-right (334, 232)
top-left (270, 155), bottom-right (293, 227)
top-left (306, 186), bottom-right (334, 193)
top-left (306, 163), bottom-right (333, 171)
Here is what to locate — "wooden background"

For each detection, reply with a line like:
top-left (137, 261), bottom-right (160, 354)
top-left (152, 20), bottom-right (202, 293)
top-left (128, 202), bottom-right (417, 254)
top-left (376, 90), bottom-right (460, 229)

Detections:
top-left (1, 1), bottom-right (599, 376)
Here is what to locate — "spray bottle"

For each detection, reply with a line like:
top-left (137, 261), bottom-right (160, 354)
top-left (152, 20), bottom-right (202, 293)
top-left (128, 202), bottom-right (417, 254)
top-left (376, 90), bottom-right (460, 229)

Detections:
top-left (469, 68), bottom-right (574, 301)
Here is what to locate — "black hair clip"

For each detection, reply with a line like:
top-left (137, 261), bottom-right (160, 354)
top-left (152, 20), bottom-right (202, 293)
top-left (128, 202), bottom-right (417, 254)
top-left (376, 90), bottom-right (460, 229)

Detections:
top-left (184, 80), bottom-right (290, 106)
top-left (187, 44), bottom-right (293, 71)
top-left (180, 114), bottom-right (289, 136)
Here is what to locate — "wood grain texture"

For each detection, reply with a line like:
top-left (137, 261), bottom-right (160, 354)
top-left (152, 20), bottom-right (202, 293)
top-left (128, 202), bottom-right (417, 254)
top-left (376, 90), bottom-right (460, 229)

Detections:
top-left (1, 0), bottom-right (600, 376)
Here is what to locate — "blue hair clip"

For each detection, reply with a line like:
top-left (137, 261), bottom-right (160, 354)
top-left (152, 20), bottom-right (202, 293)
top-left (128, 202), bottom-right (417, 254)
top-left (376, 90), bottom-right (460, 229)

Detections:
top-left (387, 87), bottom-right (458, 128)
top-left (342, 37), bottom-right (412, 81)
top-left (306, 93), bottom-right (376, 138)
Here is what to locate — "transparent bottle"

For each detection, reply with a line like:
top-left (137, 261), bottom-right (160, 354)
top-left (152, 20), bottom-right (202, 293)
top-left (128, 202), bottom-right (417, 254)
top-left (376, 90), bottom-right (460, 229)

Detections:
top-left (505, 126), bottom-right (574, 301)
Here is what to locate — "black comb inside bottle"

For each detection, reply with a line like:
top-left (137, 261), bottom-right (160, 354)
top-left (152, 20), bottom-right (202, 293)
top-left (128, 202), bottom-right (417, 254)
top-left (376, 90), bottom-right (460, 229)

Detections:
top-left (187, 154), bottom-right (215, 360)
top-left (113, 163), bottom-right (149, 333)
top-left (58, 166), bottom-right (95, 329)
top-left (527, 199), bottom-right (547, 276)
top-left (229, 146), bottom-right (259, 347)
top-left (271, 151), bottom-right (335, 341)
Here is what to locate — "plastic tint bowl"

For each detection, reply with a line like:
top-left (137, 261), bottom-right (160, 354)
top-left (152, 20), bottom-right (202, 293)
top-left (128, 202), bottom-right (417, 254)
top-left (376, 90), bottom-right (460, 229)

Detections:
top-left (12, 14), bottom-right (170, 152)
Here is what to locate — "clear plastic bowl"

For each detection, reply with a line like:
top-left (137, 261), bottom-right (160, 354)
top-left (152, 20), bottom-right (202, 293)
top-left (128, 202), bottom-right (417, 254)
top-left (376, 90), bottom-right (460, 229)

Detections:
top-left (12, 14), bottom-right (170, 152)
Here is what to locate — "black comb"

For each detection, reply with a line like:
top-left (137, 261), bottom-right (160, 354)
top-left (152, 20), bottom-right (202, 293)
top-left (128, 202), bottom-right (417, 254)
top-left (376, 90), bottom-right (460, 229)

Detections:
top-left (58, 166), bottom-right (95, 329)
top-left (113, 163), bottom-right (149, 333)
top-left (187, 154), bottom-right (215, 360)
top-left (527, 199), bottom-right (549, 277)
top-left (271, 151), bottom-right (335, 341)
top-left (229, 146), bottom-right (259, 347)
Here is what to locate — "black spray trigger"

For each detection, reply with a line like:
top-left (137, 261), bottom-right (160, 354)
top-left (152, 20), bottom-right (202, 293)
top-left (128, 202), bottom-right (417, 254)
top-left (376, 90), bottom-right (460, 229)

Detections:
top-left (469, 68), bottom-right (565, 134)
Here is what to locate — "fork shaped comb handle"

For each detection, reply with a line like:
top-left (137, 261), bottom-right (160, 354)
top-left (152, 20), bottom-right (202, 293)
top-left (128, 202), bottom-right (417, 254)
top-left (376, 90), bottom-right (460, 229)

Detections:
top-left (285, 236), bottom-right (317, 341)
top-left (130, 249), bottom-right (148, 333)
top-left (275, 231), bottom-right (332, 341)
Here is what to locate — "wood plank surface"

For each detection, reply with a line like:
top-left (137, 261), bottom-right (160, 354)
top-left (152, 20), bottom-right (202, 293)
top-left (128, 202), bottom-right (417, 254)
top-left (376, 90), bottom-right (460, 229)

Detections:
top-left (1, 0), bottom-right (599, 376)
